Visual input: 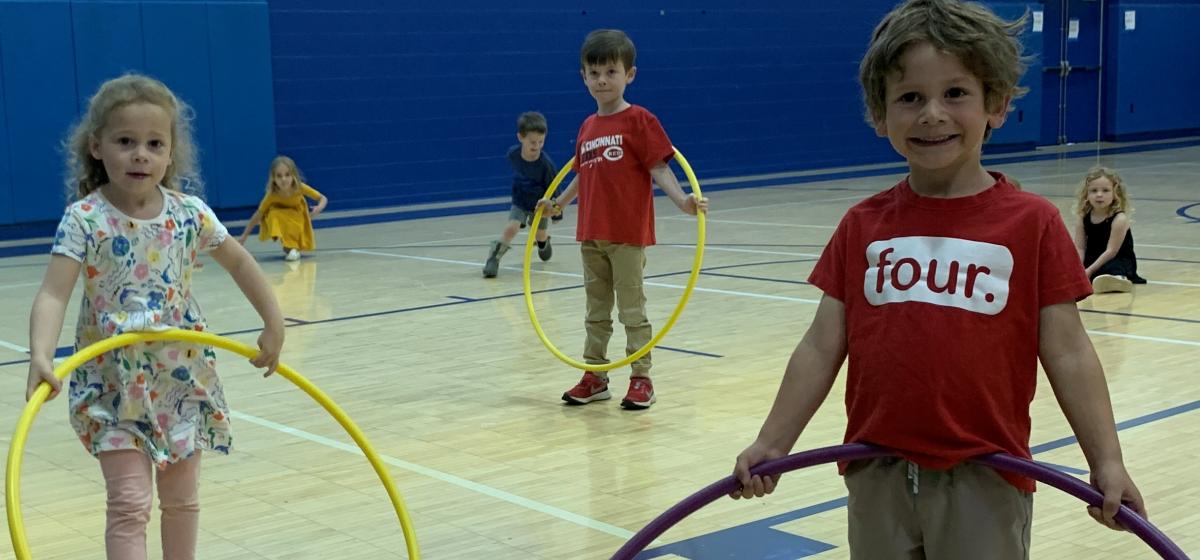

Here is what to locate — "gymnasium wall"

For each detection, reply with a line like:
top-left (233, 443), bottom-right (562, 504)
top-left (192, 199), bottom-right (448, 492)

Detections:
top-left (266, 1), bottom-right (1048, 211)
top-left (0, 0), bottom-right (275, 226)
top-left (1104, 0), bottom-right (1200, 138)
top-left (2, 1), bottom-right (1197, 226)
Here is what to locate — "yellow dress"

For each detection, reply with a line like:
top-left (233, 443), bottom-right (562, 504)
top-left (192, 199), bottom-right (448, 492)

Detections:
top-left (256, 183), bottom-right (323, 251)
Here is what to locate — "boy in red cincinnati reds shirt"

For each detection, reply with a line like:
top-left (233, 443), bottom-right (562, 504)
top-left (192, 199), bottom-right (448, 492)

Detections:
top-left (542, 29), bottom-right (708, 410)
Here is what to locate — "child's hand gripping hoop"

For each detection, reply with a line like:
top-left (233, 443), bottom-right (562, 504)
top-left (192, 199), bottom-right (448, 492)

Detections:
top-left (611, 443), bottom-right (1188, 560)
top-left (523, 148), bottom-right (705, 371)
top-left (7, 330), bottom-right (421, 560)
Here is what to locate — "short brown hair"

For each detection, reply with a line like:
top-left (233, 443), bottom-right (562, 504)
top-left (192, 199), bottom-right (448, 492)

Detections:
top-left (860, 0), bottom-right (1029, 134)
top-left (517, 111), bottom-right (547, 136)
top-left (580, 29), bottom-right (636, 70)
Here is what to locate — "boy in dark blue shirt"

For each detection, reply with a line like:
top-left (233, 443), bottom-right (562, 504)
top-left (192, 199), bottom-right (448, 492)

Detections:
top-left (484, 111), bottom-right (558, 278)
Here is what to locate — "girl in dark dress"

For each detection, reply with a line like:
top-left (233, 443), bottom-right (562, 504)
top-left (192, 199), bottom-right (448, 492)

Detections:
top-left (1074, 166), bottom-right (1146, 293)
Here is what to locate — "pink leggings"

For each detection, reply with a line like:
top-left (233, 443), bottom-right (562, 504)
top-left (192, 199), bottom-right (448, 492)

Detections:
top-left (98, 450), bottom-right (201, 560)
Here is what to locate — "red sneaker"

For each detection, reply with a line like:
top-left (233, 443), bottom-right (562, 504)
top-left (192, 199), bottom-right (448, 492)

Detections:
top-left (562, 372), bottom-right (610, 405)
top-left (621, 377), bottom-right (656, 410)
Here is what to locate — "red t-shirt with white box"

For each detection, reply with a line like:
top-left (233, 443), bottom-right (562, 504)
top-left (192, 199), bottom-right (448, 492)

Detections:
top-left (572, 105), bottom-right (676, 246)
top-left (808, 173), bottom-right (1092, 491)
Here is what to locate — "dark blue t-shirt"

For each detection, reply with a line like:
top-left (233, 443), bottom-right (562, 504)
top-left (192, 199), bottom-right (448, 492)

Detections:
top-left (509, 145), bottom-right (557, 211)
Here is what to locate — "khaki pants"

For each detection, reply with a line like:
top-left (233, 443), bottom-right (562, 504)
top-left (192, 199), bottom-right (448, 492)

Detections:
top-left (845, 458), bottom-right (1032, 560)
top-left (580, 240), bottom-right (652, 375)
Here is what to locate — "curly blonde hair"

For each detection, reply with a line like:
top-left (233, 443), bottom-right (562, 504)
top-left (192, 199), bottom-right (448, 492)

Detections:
top-left (64, 74), bottom-right (200, 200)
top-left (1075, 166), bottom-right (1132, 218)
top-left (859, 0), bottom-right (1030, 140)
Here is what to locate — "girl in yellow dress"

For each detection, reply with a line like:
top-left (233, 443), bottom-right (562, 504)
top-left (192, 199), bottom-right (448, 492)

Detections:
top-left (238, 156), bottom-right (327, 260)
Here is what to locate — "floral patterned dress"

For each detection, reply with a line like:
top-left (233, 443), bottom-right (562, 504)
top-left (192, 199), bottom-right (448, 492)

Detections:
top-left (52, 186), bottom-right (232, 467)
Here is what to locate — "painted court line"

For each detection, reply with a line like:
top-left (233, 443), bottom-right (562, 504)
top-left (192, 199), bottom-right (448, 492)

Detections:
top-left (1140, 244), bottom-right (1200, 252)
top-left (643, 400), bottom-right (1199, 557)
top-left (662, 244), bottom-right (823, 258)
top-left (0, 339), bottom-right (30, 353)
top-left (349, 249), bottom-right (823, 304)
top-left (676, 218), bottom-right (837, 230)
top-left (1085, 330), bottom-right (1200, 348)
top-left (1147, 280), bottom-right (1200, 288)
top-left (396, 227), bottom-right (579, 247)
top-left (350, 250), bottom-right (1199, 342)
top-left (0, 281), bottom-right (42, 291)
top-left (659, 194), bottom-right (870, 220)
top-left (229, 410), bottom-right (636, 539)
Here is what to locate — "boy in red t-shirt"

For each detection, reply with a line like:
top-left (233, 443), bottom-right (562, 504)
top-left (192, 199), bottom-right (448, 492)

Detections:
top-left (539, 29), bottom-right (708, 410)
top-left (729, 1), bottom-right (1146, 557)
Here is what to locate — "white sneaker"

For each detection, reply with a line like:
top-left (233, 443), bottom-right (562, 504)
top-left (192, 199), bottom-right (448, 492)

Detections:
top-left (285, 249), bottom-right (301, 261)
top-left (1092, 274), bottom-right (1132, 293)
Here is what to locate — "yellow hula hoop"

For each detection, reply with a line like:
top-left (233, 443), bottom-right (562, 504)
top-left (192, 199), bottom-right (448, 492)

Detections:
top-left (523, 148), bottom-right (706, 371)
top-left (6, 330), bottom-right (420, 560)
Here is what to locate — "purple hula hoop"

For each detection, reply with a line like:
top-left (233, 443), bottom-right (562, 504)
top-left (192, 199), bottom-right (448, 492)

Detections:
top-left (611, 443), bottom-right (1188, 560)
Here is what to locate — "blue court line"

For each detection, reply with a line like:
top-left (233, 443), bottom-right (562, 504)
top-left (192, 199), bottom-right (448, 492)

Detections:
top-left (221, 255), bottom-right (807, 336)
top-left (1177, 202), bottom-right (1200, 223)
top-left (645, 258), bottom-right (816, 280)
top-left (1035, 461), bottom-right (1090, 476)
top-left (636, 498), bottom-right (847, 559)
top-left (1031, 400), bottom-right (1200, 455)
top-left (641, 399), bottom-right (1200, 559)
top-left (701, 271), bottom-right (812, 286)
top-left (0, 325), bottom-right (292, 368)
top-left (1, 137), bottom-right (1193, 244)
top-left (686, 264), bottom-right (1200, 326)
top-left (700, 258), bottom-right (817, 272)
top-left (0, 244), bottom-right (53, 259)
top-left (0, 267), bottom-right (748, 368)
top-left (2, 138), bottom-right (1199, 252)
top-left (656, 346), bottom-right (724, 358)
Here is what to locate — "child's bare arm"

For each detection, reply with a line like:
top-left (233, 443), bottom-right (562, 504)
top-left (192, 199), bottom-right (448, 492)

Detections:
top-left (1074, 220), bottom-right (1087, 262)
top-left (731, 294), bottom-right (847, 499)
top-left (538, 176), bottom-right (580, 216)
top-left (1083, 213), bottom-right (1130, 277)
top-left (554, 176), bottom-right (580, 208)
top-left (26, 255), bottom-right (81, 400)
top-left (210, 238), bottom-right (285, 376)
top-left (649, 163), bottom-right (708, 215)
top-left (1039, 301), bottom-right (1146, 529)
top-left (302, 185), bottom-right (328, 216)
top-left (238, 210), bottom-right (262, 243)
top-left (310, 195), bottom-right (328, 217)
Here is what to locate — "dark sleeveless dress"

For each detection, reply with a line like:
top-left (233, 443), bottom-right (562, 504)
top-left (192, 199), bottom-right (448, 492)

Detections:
top-left (1082, 210), bottom-right (1146, 283)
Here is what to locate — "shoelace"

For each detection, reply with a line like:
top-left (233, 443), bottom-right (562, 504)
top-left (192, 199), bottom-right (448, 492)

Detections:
top-left (583, 374), bottom-right (607, 390)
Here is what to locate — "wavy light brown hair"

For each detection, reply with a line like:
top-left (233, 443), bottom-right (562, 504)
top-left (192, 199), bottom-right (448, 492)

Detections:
top-left (65, 74), bottom-right (200, 200)
top-left (859, 0), bottom-right (1030, 140)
